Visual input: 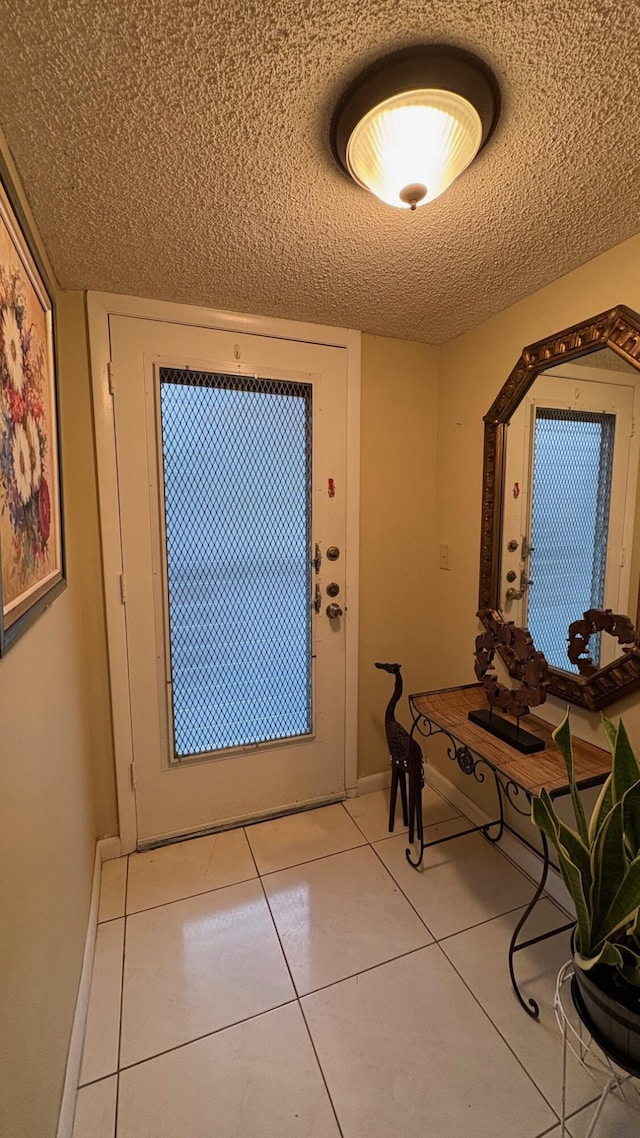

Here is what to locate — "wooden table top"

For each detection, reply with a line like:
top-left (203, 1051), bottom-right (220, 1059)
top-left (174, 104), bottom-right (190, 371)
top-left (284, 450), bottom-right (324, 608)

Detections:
top-left (409, 684), bottom-right (610, 798)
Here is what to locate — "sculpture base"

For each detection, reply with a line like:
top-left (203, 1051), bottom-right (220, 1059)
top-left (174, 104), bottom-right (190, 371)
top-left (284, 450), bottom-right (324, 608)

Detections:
top-left (468, 709), bottom-right (545, 754)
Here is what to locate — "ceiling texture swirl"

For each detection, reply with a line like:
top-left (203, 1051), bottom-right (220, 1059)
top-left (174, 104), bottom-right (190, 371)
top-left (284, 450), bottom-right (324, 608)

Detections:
top-left (0, 0), bottom-right (639, 343)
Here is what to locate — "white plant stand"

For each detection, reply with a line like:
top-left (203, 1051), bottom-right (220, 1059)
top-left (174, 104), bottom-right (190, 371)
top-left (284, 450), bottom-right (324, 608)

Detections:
top-left (554, 960), bottom-right (640, 1137)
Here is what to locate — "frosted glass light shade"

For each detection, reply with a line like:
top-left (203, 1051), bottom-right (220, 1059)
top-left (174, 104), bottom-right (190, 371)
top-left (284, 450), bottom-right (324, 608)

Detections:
top-left (345, 89), bottom-right (483, 209)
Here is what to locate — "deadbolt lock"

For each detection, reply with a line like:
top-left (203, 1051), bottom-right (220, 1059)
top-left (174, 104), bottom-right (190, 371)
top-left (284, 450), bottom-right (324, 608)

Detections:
top-left (507, 539), bottom-right (519, 552)
top-left (326, 582), bottom-right (340, 597)
top-left (326, 546), bottom-right (340, 561)
top-left (506, 570), bottom-right (517, 583)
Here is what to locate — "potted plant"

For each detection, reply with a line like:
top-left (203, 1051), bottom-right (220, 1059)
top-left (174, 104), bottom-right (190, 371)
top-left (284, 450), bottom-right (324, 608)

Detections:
top-left (531, 711), bottom-right (640, 1065)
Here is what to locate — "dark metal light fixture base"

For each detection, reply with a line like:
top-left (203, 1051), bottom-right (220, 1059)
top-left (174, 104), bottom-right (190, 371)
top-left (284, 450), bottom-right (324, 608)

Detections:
top-left (330, 44), bottom-right (501, 183)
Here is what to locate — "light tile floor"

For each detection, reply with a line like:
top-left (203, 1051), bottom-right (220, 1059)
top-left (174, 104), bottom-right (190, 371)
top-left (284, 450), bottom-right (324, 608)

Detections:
top-left (72, 788), bottom-right (640, 1138)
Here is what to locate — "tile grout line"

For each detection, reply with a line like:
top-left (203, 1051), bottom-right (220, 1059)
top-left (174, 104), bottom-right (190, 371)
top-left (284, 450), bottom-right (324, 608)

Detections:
top-left (350, 796), bottom-right (505, 947)
top-left (254, 860), bottom-right (346, 1138)
top-left (113, 998), bottom-right (299, 1076)
top-left (265, 805), bottom-right (574, 1132)
top-left (340, 788), bottom-right (461, 846)
top-left (435, 901), bottom-right (549, 944)
top-left (436, 940), bottom-right (561, 1122)
top-left (116, 826), bottom-right (433, 1072)
top-left (254, 839), bottom-right (368, 879)
top-left (113, 802), bottom-right (582, 1131)
top-left (367, 795), bottom-right (572, 945)
top-left (367, 831), bottom-right (439, 941)
top-left (78, 939), bottom-right (605, 1123)
top-left (248, 809), bottom-right (560, 1000)
top-left (296, 1000), bottom-right (345, 1138)
top-left (253, 803), bottom-right (570, 1077)
top-left (242, 823), bottom-right (261, 879)
top-left (101, 819), bottom-right (341, 1128)
top-left (359, 802), bottom-right (578, 1123)
top-left (295, 941), bottom-right (437, 998)
top-left (124, 871), bottom-right (259, 919)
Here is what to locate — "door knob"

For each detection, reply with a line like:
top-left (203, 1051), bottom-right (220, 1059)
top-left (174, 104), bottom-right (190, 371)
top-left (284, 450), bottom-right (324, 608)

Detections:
top-left (326, 603), bottom-right (343, 619)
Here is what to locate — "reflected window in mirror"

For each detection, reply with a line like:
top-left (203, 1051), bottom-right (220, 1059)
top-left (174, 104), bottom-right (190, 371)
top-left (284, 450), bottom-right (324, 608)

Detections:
top-left (501, 349), bottom-right (640, 674)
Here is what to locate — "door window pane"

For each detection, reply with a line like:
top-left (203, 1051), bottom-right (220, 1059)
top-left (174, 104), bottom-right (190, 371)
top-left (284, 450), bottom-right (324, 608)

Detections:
top-left (159, 369), bottom-right (312, 757)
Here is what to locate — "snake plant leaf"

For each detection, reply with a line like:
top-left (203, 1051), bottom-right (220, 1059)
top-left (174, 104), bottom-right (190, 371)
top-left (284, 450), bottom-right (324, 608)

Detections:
top-left (530, 805), bottom-right (580, 919)
top-left (552, 712), bottom-right (588, 845)
top-left (622, 968), bottom-right (640, 987)
top-left (588, 774), bottom-right (613, 844)
top-left (590, 800), bottom-right (627, 939)
top-left (601, 714), bottom-right (617, 753)
top-left (556, 840), bottom-right (591, 954)
top-left (622, 779), bottom-right (640, 859)
top-left (532, 790), bottom-right (591, 892)
top-left (598, 853), bottom-right (640, 944)
top-left (612, 720), bottom-right (640, 803)
top-left (619, 941), bottom-right (640, 967)
top-left (575, 941), bottom-right (624, 970)
top-left (532, 788), bottom-right (559, 843)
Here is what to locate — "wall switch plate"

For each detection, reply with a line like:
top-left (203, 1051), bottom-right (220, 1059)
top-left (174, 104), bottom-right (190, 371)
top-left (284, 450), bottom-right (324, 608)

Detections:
top-left (439, 544), bottom-right (450, 570)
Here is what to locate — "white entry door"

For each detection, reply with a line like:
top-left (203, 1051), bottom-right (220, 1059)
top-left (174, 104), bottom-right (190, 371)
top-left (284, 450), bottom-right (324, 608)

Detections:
top-left (110, 315), bottom-right (349, 844)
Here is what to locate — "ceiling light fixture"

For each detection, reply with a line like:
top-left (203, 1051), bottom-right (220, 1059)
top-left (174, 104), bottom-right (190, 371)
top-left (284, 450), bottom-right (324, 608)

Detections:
top-left (330, 45), bottom-right (500, 211)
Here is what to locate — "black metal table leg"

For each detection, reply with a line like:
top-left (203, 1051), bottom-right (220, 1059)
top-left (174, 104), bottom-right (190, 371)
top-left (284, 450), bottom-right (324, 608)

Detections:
top-left (508, 829), bottom-right (550, 1019)
top-left (480, 769), bottom-right (505, 843)
top-left (404, 689), bottom-right (596, 1019)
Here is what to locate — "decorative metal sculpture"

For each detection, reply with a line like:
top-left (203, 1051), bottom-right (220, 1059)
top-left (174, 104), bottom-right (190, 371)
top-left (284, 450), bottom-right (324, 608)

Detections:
top-left (471, 611), bottom-right (549, 753)
top-left (567, 608), bottom-right (639, 676)
top-left (375, 662), bottom-right (423, 833)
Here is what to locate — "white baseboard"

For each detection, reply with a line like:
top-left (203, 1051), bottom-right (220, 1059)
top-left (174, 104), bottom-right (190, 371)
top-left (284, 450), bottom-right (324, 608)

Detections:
top-left (57, 836), bottom-right (121, 1138)
top-left (424, 765), bottom-right (573, 917)
top-left (99, 835), bottom-right (122, 861)
top-left (355, 769), bottom-right (391, 796)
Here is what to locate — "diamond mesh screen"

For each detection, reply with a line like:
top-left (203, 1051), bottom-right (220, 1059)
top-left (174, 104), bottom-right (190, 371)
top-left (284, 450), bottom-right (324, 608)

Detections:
top-left (159, 368), bottom-right (312, 758)
top-left (527, 408), bottom-right (615, 672)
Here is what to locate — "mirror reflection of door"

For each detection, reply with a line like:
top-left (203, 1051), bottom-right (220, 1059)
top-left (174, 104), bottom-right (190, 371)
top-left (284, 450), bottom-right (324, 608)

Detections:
top-left (502, 350), bottom-right (640, 673)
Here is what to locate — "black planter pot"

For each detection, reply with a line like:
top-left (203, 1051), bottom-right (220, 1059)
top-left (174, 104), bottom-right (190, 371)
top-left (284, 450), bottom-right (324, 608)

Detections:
top-left (572, 957), bottom-right (640, 1075)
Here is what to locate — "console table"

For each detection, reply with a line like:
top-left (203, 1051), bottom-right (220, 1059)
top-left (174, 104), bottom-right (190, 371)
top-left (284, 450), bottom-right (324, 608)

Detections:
top-left (406, 683), bottom-right (611, 1018)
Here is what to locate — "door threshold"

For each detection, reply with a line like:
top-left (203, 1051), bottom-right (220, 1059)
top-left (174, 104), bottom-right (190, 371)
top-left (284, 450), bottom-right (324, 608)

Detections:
top-left (137, 792), bottom-right (347, 850)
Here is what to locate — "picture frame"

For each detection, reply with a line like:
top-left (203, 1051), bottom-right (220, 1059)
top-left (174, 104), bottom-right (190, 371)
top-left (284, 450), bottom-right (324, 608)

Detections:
top-left (0, 155), bottom-right (65, 654)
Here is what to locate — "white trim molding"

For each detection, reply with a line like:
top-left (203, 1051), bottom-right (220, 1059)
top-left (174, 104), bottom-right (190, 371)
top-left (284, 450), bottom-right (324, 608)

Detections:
top-left (56, 837), bottom-right (121, 1138)
top-left (86, 291), bottom-right (361, 851)
top-left (353, 769), bottom-right (392, 797)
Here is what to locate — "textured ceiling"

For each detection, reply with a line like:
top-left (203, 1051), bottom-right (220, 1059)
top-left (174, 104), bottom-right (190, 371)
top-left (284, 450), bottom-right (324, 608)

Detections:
top-left (1, 1), bottom-right (640, 343)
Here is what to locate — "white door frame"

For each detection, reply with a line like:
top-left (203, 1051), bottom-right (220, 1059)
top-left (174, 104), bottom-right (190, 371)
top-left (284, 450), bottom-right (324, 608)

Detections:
top-left (87, 291), bottom-right (361, 853)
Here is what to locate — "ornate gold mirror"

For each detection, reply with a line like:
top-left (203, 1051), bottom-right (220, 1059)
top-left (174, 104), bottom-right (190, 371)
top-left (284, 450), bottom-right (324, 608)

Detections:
top-left (479, 305), bottom-right (640, 710)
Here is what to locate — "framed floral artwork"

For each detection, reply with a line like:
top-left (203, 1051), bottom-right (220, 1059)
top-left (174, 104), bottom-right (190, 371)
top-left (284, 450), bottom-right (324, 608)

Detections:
top-left (0, 160), bottom-right (65, 654)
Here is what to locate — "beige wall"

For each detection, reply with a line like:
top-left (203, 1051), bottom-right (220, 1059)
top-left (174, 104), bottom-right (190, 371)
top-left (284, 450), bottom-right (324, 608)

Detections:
top-left (358, 334), bottom-right (439, 778)
top-left (429, 231), bottom-right (640, 825)
top-left (0, 139), bottom-right (114, 1138)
